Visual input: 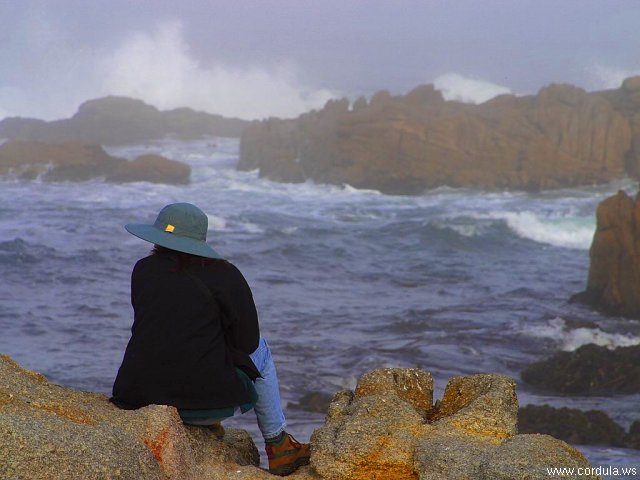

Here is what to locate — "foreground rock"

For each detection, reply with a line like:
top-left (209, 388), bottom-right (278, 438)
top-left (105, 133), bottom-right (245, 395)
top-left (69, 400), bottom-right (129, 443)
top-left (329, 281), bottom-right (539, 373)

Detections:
top-left (521, 343), bottom-right (640, 394)
top-left (1, 356), bottom-right (597, 479)
top-left (311, 369), bottom-right (596, 480)
top-left (0, 140), bottom-right (191, 185)
top-left (239, 78), bottom-right (640, 194)
top-left (0, 96), bottom-right (251, 145)
top-left (0, 353), bottom-right (303, 480)
top-left (572, 190), bottom-right (640, 318)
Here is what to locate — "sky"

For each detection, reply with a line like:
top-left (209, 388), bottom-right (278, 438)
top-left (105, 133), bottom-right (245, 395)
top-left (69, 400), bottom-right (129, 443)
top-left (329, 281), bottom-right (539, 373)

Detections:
top-left (1, 0), bottom-right (639, 121)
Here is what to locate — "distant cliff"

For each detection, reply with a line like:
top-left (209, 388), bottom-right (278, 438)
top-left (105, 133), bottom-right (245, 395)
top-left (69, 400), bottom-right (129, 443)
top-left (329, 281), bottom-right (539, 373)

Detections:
top-left (0, 96), bottom-right (252, 146)
top-left (239, 77), bottom-right (640, 194)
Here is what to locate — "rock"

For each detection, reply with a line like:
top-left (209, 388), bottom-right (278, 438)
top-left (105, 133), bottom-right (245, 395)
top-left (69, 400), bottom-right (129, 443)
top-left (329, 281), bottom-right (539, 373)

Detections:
top-left (0, 96), bottom-right (251, 146)
top-left (0, 140), bottom-right (190, 184)
top-left (427, 374), bottom-right (518, 441)
top-left (239, 79), bottom-right (637, 194)
top-left (414, 428), bottom-right (496, 480)
top-left (0, 408), bottom-right (162, 480)
top-left (628, 421), bottom-right (640, 449)
top-left (518, 404), bottom-right (628, 447)
top-left (311, 391), bottom-right (428, 480)
top-left (403, 84), bottom-right (445, 107)
top-left (1, 355), bottom-right (598, 479)
top-left (521, 343), bottom-right (640, 394)
top-left (573, 190), bottom-right (640, 318)
top-left (0, 140), bottom-right (125, 181)
top-left (351, 96), bottom-right (368, 112)
top-left (622, 76), bottom-right (640, 93)
top-left (354, 368), bottom-right (433, 415)
top-left (310, 368), bottom-right (590, 480)
top-left (478, 434), bottom-right (599, 479)
top-left (0, 353), bottom-right (262, 480)
top-left (106, 154), bottom-right (191, 184)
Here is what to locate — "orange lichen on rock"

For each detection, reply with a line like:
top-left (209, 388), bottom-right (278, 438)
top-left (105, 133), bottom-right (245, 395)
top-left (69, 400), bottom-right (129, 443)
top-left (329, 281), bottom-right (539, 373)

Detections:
top-left (144, 427), bottom-right (170, 466)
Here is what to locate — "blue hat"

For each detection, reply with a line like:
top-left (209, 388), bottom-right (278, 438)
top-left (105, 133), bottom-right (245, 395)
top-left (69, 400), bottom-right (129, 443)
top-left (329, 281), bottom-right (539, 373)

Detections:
top-left (125, 203), bottom-right (222, 259)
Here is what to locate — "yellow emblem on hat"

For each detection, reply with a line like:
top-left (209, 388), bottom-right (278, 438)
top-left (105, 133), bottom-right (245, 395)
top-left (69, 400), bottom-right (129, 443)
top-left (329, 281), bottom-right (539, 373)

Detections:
top-left (165, 224), bottom-right (175, 233)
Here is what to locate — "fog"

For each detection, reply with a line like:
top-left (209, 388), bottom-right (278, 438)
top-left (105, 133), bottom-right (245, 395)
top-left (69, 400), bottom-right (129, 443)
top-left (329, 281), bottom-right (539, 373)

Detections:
top-left (1, 0), bottom-right (640, 119)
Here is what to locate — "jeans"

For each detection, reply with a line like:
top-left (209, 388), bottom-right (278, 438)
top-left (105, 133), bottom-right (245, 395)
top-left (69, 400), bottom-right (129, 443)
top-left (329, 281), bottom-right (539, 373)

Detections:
top-left (184, 337), bottom-right (287, 441)
top-left (250, 337), bottom-right (287, 440)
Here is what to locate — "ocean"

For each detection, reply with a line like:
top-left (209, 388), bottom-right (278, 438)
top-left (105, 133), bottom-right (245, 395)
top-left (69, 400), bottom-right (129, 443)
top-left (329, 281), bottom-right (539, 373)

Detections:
top-left (1, 137), bottom-right (638, 475)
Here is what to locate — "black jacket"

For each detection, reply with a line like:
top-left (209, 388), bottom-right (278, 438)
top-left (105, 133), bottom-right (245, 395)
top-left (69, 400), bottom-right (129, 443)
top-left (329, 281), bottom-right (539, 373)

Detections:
top-left (111, 252), bottom-right (260, 409)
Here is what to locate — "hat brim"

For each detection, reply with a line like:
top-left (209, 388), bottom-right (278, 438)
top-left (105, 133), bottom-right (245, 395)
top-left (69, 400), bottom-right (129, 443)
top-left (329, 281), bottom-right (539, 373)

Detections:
top-left (125, 223), bottom-right (222, 259)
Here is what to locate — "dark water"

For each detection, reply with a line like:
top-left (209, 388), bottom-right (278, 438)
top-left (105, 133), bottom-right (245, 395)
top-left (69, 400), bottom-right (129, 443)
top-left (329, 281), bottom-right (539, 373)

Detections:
top-left (1, 138), bottom-right (638, 474)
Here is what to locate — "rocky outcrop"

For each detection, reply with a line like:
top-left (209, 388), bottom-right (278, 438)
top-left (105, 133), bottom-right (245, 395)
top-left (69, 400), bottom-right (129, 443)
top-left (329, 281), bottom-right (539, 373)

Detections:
top-left (573, 189), bottom-right (640, 318)
top-left (0, 140), bottom-right (191, 184)
top-left (239, 78), bottom-right (640, 194)
top-left (0, 96), bottom-right (251, 146)
top-left (518, 404), bottom-right (638, 448)
top-left (311, 369), bottom-right (596, 480)
top-left (0, 140), bottom-right (125, 181)
top-left (0, 353), bottom-right (313, 480)
top-left (1, 356), bottom-right (598, 479)
top-left (106, 154), bottom-right (191, 185)
top-left (629, 421), bottom-right (640, 450)
top-left (521, 343), bottom-right (640, 394)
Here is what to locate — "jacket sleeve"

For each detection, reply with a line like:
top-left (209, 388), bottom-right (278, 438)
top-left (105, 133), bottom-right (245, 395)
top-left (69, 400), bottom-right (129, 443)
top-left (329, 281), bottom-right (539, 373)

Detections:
top-left (218, 263), bottom-right (260, 354)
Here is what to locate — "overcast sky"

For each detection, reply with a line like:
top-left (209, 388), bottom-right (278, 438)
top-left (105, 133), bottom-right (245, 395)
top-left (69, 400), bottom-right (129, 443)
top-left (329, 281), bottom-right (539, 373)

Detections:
top-left (1, 0), bottom-right (639, 120)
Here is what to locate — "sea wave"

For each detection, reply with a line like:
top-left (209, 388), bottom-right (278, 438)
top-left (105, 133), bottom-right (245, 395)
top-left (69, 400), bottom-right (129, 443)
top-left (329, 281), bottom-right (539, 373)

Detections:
top-left (430, 220), bottom-right (491, 238)
top-left (206, 214), bottom-right (227, 230)
top-left (520, 317), bottom-right (640, 351)
top-left (428, 210), bottom-right (594, 249)
top-left (479, 211), bottom-right (595, 249)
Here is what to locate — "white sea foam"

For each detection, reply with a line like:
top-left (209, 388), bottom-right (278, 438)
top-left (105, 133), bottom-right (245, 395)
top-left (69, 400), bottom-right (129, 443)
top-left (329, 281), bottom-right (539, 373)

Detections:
top-left (433, 73), bottom-right (512, 104)
top-left (488, 211), bottom-right (594, 249)
top-left (430, 220), bottom-right (489, 238)
top-left (236, 222), bottom-right (263, 234)
top-left (101, 22), bottom-right (337, 120)
top-left (206, 214), bottom-right (227, 230)
top-left (341, 184), bottom-right (382, 196)
top-left (522, 317), bottom-right (640, 351)
top-left (587, 63), bottom-right (640, 90)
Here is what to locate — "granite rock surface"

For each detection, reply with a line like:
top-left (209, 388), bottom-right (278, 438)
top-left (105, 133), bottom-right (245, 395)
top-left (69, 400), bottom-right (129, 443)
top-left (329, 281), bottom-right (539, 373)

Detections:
top-left (1, 355), bottom-right (598, 479)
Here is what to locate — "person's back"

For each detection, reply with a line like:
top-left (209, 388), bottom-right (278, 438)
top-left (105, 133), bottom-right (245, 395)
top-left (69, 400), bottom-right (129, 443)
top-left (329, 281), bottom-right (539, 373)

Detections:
top-left (112, 203), bottom-right (310, 476)
top-left (112, 251), bottom-right (257, 410)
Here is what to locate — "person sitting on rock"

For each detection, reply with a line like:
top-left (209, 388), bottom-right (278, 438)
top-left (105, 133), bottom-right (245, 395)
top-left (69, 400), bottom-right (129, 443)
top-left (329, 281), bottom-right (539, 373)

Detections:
top-left (111, 202), bottom-right (310, 476)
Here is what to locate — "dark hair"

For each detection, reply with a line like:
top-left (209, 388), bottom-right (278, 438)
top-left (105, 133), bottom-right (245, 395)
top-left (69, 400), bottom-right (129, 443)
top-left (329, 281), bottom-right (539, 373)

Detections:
top-left (152, 244), bottom-right (223, 271)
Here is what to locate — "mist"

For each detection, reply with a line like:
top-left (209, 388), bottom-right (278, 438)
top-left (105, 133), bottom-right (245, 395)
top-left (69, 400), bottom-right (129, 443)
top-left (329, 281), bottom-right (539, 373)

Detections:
top-left (2, 0), bottom-right (640, 120)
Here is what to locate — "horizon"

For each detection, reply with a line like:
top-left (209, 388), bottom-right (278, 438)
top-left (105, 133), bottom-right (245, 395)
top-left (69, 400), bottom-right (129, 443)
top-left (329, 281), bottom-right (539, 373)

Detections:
top-left (1, 1), bottom-right (640, 121)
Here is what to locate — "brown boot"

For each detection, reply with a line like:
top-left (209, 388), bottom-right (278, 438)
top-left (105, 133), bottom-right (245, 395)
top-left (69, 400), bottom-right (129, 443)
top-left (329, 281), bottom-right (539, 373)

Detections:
top-left (265, 432), bottom-right (311, 476)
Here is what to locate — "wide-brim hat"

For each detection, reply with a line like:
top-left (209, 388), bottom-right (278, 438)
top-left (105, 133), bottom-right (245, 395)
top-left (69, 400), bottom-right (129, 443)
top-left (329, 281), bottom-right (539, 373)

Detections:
top-left (125, 203), bottom-right (222, 259)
